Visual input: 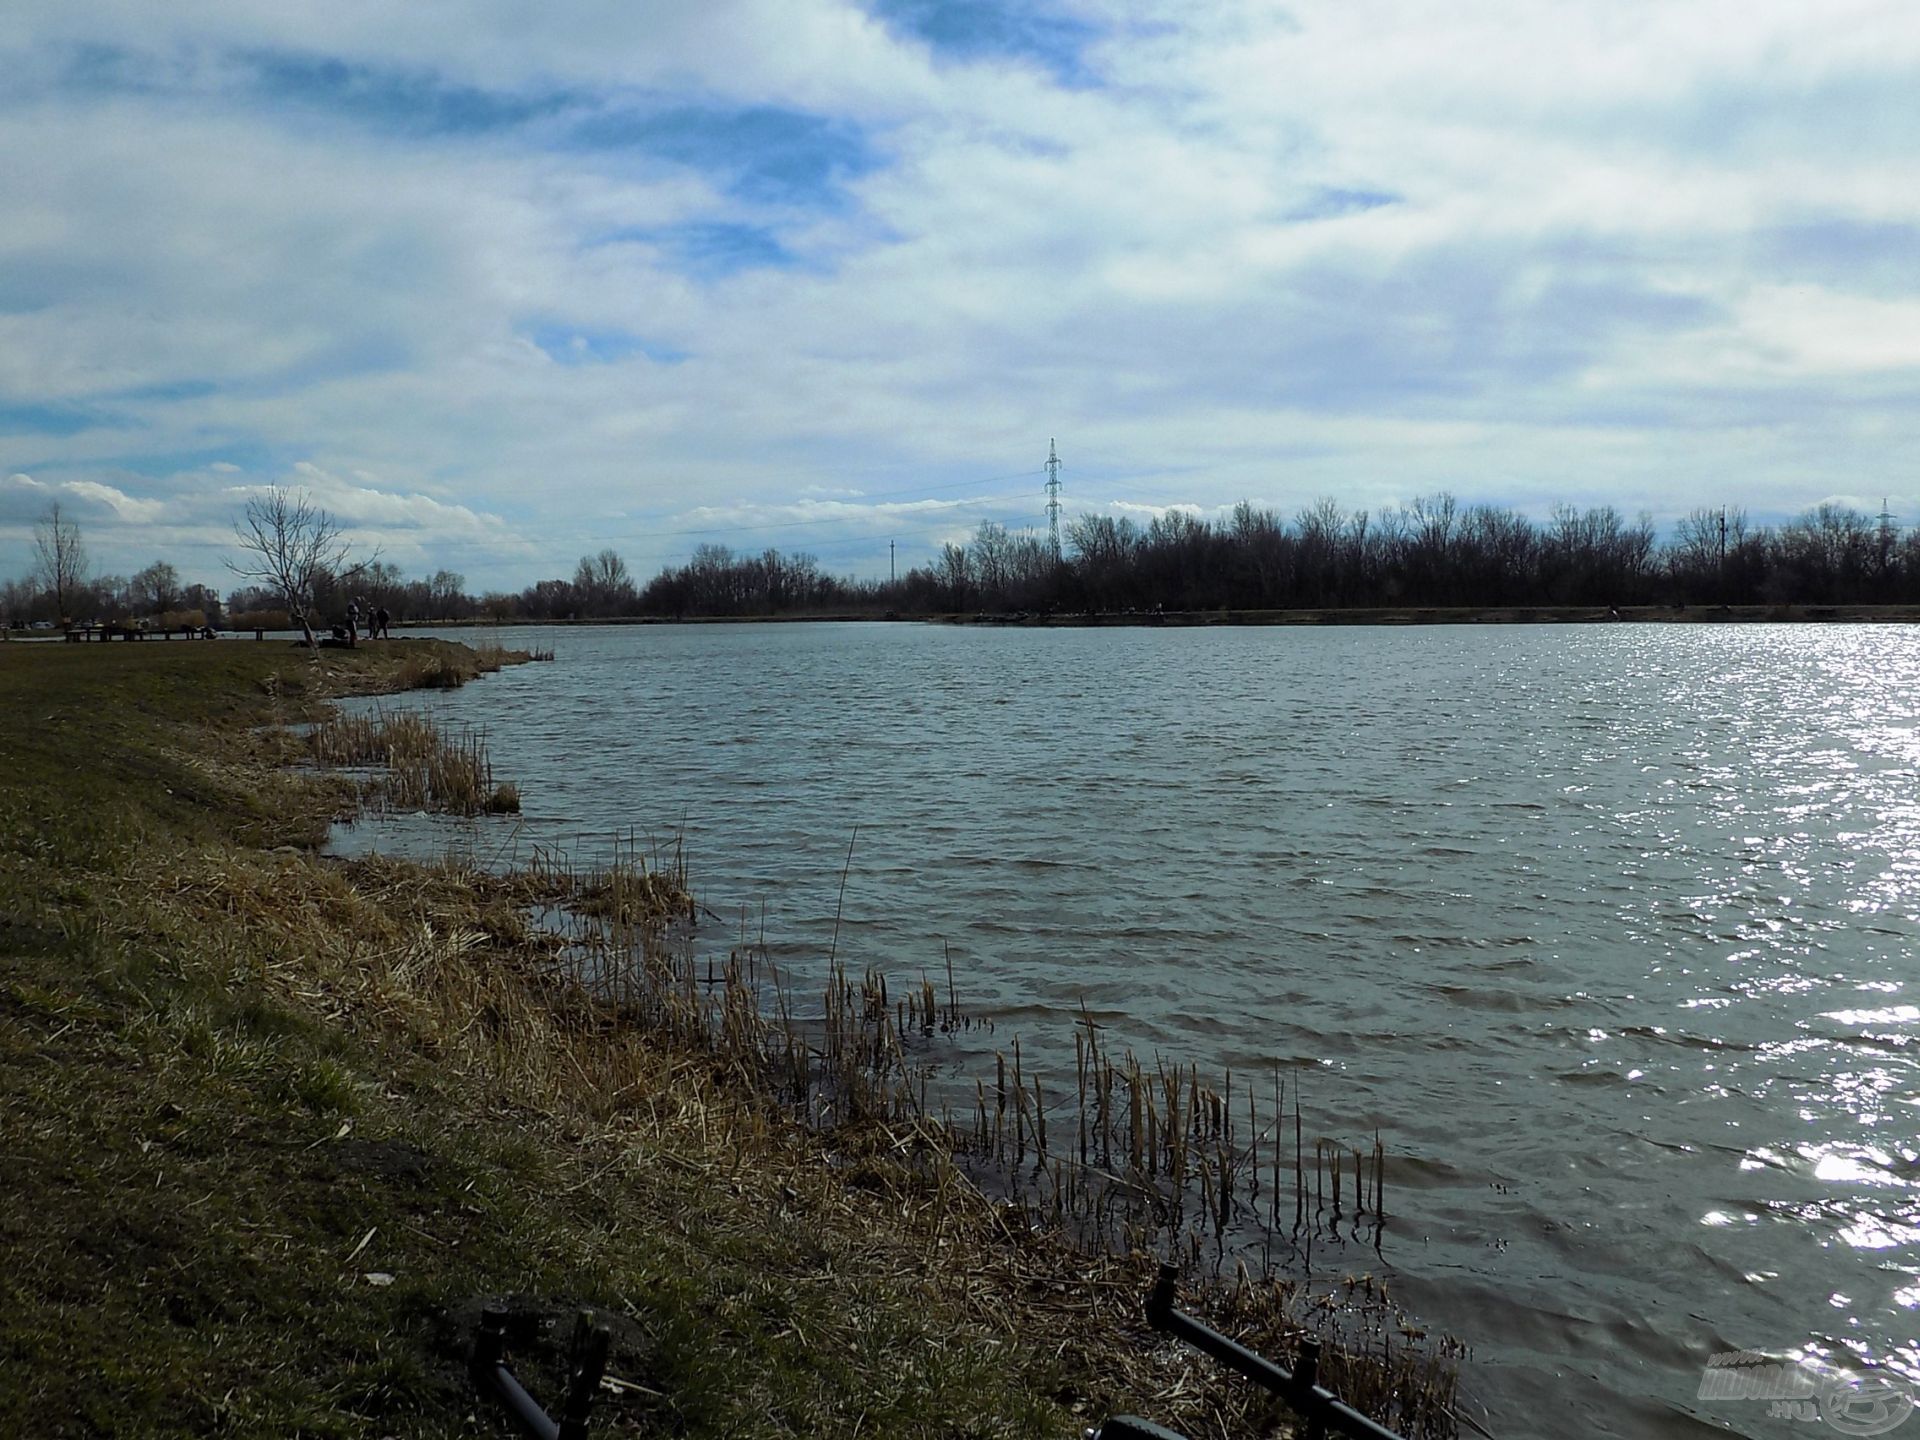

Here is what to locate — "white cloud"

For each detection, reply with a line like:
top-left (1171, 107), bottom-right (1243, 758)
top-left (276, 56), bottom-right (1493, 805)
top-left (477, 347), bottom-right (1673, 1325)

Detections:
top-left (2, 2), bottom-right (1919, 587)
top-left (62, 479), bottom-right (166, 523)
top-left (1733, 286), bottom-right (1920, 375)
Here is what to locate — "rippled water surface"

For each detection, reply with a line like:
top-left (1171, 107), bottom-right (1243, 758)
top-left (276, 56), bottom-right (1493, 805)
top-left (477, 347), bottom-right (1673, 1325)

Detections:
top-left (337, 622), bottom-right (1920, 1437)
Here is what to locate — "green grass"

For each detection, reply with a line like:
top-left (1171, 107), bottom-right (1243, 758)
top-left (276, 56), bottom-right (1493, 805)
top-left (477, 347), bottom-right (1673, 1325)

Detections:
top-left (0, 923), bottom-right (1071, 1437)
top-left (0, 641), bottom-right (1119, 1440)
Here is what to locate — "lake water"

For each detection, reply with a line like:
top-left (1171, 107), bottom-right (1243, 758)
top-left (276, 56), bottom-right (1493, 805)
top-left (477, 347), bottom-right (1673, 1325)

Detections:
top-left (332, 621), bottom-right (1920, 1438)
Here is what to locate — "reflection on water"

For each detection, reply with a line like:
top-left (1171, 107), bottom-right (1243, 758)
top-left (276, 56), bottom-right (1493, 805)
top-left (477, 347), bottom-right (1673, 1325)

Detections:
top-left (334, 622), bottom-right (1920, 1438)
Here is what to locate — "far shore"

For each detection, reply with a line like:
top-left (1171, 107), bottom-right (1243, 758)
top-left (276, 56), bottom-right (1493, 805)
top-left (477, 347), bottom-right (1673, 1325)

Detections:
top-left (388, 601), bottom-right (1920, 630)
top-left (945, 601), bottom-right (1920, 626)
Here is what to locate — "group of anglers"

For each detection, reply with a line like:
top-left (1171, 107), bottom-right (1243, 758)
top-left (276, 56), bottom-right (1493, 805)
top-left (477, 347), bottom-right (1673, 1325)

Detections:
top-left (292, 597), bottom-right (391, 647)
top-left (345, 598), bottom-right (391, 643)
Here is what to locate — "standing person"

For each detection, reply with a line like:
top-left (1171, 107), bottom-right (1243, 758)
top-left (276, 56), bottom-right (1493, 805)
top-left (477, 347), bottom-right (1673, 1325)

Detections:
top-left (375, 604), bottom-right (390, 640)
top-left (346, 597), bottom-right (360, 646)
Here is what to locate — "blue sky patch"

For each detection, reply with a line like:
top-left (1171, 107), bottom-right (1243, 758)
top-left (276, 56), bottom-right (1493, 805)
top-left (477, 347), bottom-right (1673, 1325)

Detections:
top-left (107, 379), bottom-right (220, 405)
top-left (242, 51), bottom-right (566, 137)
top-left (527, 325), bottom-right (686, 366)
top-left (1759, 220), bottom-right (1920, 293)
top-left (0, 400), bottom-right (104, 437)
top-left (570, 104), bottom-right (879, 208)
top-left (57, 42), bottom-right (171, 97)
top-left (27, 441), bottom-right (283, 480)
top-left (1288, 188), bottom-right (1400, 222)
top-left (47, 42), bottom-right (570, 140)
top-left (644, 222), bottom-right (796, 279)
top-left (869, 0), bottom-right (1102, 83)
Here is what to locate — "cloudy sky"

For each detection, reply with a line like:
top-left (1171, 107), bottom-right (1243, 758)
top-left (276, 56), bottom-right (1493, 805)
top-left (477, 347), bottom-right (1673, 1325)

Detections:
top-left (2, 1), bottom-right (1917, 591)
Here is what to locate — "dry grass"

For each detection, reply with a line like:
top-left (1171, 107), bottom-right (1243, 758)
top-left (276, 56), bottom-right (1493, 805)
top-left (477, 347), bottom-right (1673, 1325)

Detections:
top-left (226, 800), bottom-right (1463, 1438)
top-left (309, 707), bottom-right (506, 817)
top-left (366, 641), bottom-right (539, 692)
top-left (541, 899), bottom-right (1464, 1437)
top-left (129, 843), bottom-right (1290, 1435)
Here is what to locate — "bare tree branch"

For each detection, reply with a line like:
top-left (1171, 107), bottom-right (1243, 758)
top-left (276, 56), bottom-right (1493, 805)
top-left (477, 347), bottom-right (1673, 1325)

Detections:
top-left (226, 487), bottom-right (362, 650)
top-left (33, 503), bottom-right (88, 625)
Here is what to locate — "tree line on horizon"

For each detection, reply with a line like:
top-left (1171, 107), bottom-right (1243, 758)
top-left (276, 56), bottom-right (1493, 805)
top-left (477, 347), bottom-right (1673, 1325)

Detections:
top-left (8, 494), bottom-right (1920, 630)
top-left (622, 496), bottom-right (1920, 617)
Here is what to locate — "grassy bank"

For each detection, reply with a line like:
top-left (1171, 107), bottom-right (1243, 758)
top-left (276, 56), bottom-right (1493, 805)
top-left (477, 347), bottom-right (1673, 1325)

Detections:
top-left (0, 640), bottom-right (1306, 1439)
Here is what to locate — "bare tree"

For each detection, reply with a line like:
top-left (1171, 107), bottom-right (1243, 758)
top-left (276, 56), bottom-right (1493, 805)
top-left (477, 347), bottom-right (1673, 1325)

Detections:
top-left (938, 541), bottom-right (971, 610)
top-left (33, 503), bottom-right (88, 623)
top-left (428, 568), bottom-right (466, 618)
top-left (227, 487), bottom-right (361, 650)
top-left (128, 560), bottom-right (182, 616)
top-left (572, 548), bottom-right (634, 615)
top-left (969, 521), bottom-right (1012, 602)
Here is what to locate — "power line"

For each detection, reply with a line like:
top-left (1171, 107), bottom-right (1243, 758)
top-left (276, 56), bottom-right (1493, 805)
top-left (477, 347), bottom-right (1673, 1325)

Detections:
top-left (323, 462), bottom-right (1074, 577)
top-left (379, 491), bottom-right (1042, 571)
top-left (333, 465), bottom-right (1050, 547)
top-left (642, 488), bottom-right (1035, 540)
top-left (629, 465), bottom-right (1045, 537)
top-left (340, 465), bottom-right (1176, 571)
top-left (647, 505), bottom-right (1044, 558)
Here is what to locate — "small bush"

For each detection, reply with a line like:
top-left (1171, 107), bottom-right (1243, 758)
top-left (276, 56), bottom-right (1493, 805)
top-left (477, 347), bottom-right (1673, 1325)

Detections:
top-left (396, 654), bottom-right (469, 689)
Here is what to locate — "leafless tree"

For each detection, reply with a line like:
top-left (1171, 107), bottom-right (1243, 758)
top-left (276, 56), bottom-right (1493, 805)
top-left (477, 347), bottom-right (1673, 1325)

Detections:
top-left (128, 560), bottom-right (182, 616)
top-left (938, 541), bottom-right (970, 610)
top-left (33, 503), bottom-right (88, 623)
top-left (572, 548), bottom-right (635, 614)
top-left (227, 487), bottom-right (363, 650)
top-left (428, 568), bottom-right (466, 618)
top-left (970, 520), bottom-right (1011, 598)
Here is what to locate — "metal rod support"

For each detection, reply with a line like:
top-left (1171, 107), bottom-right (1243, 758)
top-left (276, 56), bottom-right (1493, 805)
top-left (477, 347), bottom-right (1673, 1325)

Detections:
top-left (473, 1305), bottom-right (608, 1440)
top-left (1142, 1264), bottom-right (1408, 1440)
top-left (479, 1362), bottom-right (562, 1440)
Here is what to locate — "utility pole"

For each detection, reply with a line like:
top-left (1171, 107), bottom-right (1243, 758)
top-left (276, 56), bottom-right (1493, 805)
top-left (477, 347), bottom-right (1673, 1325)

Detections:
top-left (889, 539), bottom-right (896, 585)
top-left (1045, 438), bottom-right (1062, 560)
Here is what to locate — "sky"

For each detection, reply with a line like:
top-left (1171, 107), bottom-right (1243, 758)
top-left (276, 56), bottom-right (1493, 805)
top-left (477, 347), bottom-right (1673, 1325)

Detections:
top-left (2, 0), bottom-right (1918, 592)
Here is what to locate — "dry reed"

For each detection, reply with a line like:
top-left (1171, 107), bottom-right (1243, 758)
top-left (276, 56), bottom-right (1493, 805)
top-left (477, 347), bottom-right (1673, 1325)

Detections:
top-left (309, 707), bottom-right (507, 817)
top-left (500, 839), bottom-right (1463, 1437)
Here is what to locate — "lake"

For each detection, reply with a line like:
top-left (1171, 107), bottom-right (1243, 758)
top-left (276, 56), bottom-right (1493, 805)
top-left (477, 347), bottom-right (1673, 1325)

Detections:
top-left (331, 620), bottom-right (1920, 1438)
